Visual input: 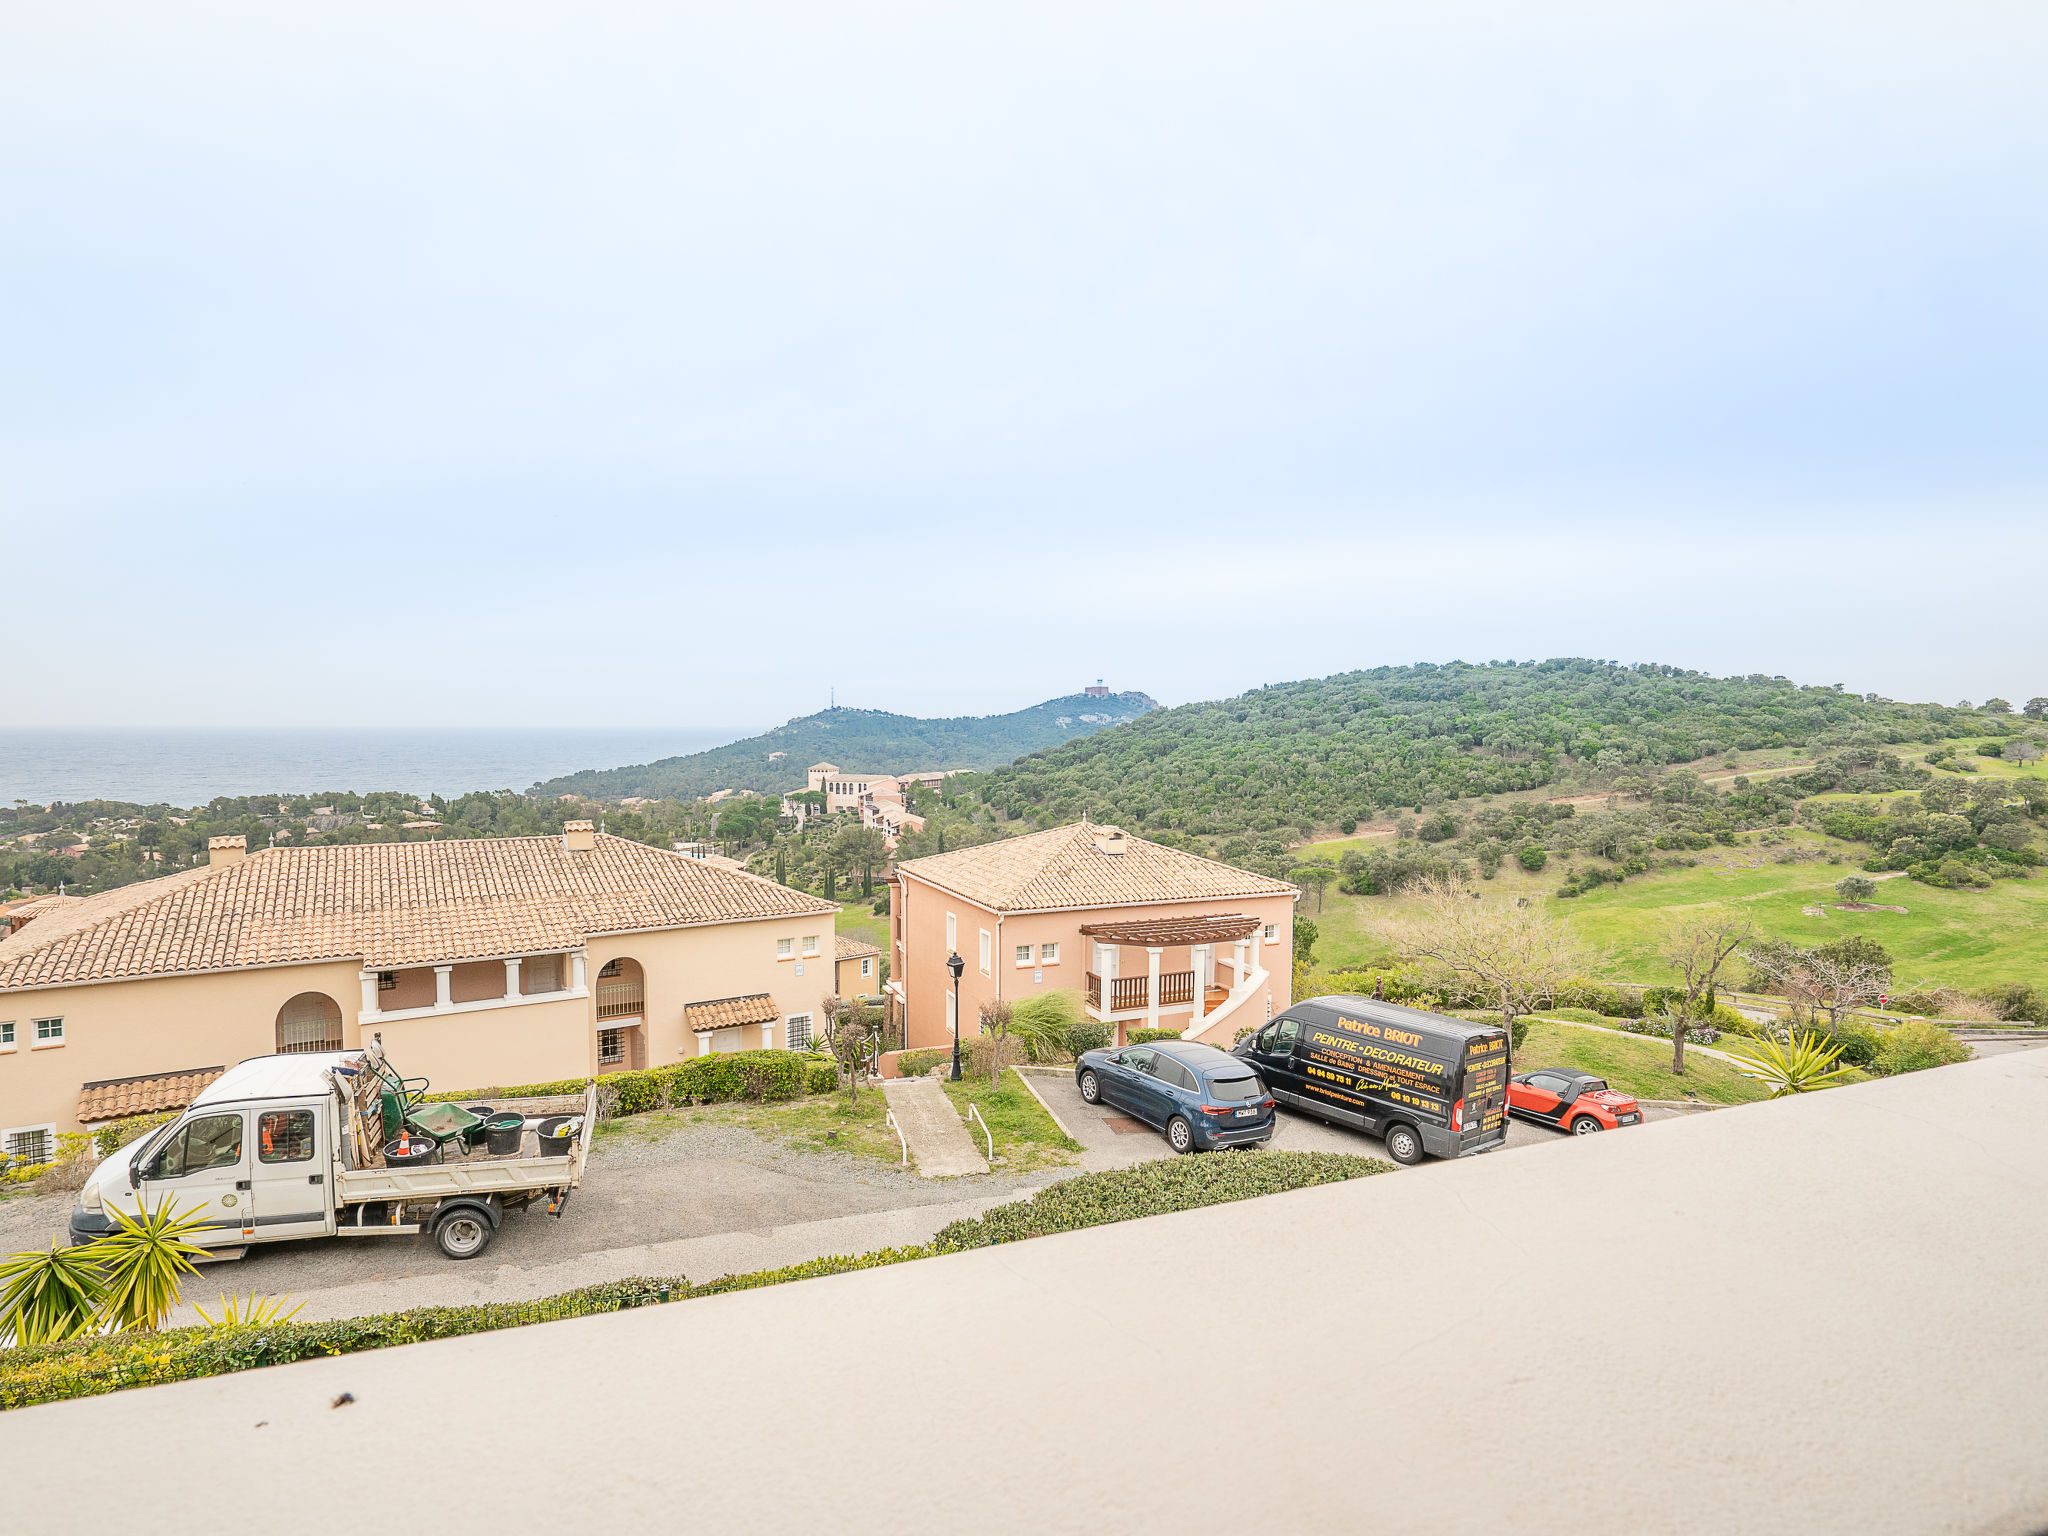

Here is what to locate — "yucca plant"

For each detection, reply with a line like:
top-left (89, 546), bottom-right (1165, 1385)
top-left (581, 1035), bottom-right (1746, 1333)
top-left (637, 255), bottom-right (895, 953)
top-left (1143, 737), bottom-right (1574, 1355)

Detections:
top-left (0, 1239), bottom-right (107, 1346)
top-left (92, 1196), bottom-right (209, 1332)
top-left (194, 1292), bottom-right (304, 1328)
top-left (1723, 1031), bottom-right (1857, 1097)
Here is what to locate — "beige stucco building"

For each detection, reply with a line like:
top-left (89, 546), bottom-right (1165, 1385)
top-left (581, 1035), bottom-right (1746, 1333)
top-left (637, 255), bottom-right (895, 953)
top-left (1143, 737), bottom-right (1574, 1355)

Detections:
top-left (887, 822), bottom-right (1298, 1054)
top-left (0, 822), bottom-right (839, 1161)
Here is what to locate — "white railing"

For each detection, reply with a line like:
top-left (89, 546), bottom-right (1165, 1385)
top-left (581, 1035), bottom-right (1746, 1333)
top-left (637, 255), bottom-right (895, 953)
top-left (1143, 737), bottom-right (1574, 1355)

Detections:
top-left (965, 1102), bottom-right (993, 1162)
top-left (884, 1109), bottom-right (908, 1168)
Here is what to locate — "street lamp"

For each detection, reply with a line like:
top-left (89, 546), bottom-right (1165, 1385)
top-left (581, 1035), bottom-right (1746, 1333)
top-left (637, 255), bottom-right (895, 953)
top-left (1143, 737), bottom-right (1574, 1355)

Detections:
top-left (945, 950), bottom-right (965, 1082)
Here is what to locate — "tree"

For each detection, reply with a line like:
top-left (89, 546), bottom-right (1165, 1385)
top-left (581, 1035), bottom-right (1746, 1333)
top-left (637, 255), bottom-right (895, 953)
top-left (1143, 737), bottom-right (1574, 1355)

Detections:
top-left (1516, 845), bottom-right (1547, 872)
top-left (1377, 874), bottom-right (1598, 1050)
top-left (2010, 740), bottom-right (2043, 766)
top-left (1834, 874), bottom-right (1877, 903)
top-left (1744, 935), bottom-right (1892, 1031)
top-left (822, 994), bottom-right (863, 1104)
top-left (1655, 909), bottom-right (1753, 1073)
top-left (1293, 914), bottom-right (1318, 965)
top-left (829, 825), bottom-right (890, 899)
top-left (1981, 698), bottom-right (2013, 714)
top-left (977, 997), bottom-right (1015, 1087)
top-left (1288, 863), bottom-right (1337, 912)
top-left (2022, 697), bottom-right (2048, 720)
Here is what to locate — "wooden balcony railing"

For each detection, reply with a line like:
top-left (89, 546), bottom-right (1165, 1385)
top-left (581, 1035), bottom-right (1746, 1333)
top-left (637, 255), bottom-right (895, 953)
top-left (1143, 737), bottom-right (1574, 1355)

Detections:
top-left (1109, 975), bottom-right (1148, 1012)
top-left (596, 980), bottom-right (645, 1021)
top-left (1086, 973), bottom-right (1103, 1009)
top-left (1087, 970), bottom-right (1201, 1013)
top-left (1158, 971), bottom-right (1195, 1007)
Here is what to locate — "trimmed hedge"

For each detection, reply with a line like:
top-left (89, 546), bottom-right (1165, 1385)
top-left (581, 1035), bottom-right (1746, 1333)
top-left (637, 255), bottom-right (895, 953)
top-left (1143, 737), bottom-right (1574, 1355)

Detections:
top-left (1126, 1027), bottom-right (1183, 1045)
top-left (426, 1050), bottom-right (831, 1115)
top-left (930, 1150), bottom-right (1391, 1251)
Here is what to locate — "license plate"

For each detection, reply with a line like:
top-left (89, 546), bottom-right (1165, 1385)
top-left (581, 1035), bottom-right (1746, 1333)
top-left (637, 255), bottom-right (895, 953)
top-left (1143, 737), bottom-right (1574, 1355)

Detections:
top-left (1619, 1113), bottom-right (1640, 1125)
top-left (1234, 1107), bottom-right (1258, 1118)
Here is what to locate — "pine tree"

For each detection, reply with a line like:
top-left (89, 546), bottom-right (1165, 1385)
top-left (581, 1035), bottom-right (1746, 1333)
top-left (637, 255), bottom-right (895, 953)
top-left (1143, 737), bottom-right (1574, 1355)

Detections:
top-left (774, 845), bottom-right (787, 885)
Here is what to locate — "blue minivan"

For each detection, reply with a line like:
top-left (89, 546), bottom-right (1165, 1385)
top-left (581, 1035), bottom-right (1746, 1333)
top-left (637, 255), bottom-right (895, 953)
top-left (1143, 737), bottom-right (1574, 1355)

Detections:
top-left (1076, 1040), bottom-right (1276, 1153)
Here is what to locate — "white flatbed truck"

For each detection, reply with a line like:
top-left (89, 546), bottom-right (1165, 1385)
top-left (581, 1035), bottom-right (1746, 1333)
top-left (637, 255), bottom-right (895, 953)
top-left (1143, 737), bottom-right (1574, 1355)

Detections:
top-left (72, 1044), bottom-right (595, 1261)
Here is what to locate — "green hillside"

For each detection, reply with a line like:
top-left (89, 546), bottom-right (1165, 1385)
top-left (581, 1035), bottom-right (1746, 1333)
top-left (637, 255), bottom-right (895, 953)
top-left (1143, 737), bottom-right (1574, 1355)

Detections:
top-left (979, 661), bottom-right (2011, 837)
top-left (532, 691), bottom-right (1158, 801)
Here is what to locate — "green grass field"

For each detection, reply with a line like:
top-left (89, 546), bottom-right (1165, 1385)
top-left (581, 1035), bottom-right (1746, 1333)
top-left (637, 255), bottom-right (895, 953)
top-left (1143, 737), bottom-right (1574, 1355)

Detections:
top-left (942, 1072), bottom-right (1082, 1172)
top-left (835, 905), bottom-right (889, 950)
top-left (1515, 1019), bottom-right (1774, 1104)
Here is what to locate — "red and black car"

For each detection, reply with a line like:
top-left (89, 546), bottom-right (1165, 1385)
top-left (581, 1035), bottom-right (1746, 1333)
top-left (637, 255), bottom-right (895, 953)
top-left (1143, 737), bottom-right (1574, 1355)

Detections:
top-left (1506, 1068), bottom-right (1641, 1135)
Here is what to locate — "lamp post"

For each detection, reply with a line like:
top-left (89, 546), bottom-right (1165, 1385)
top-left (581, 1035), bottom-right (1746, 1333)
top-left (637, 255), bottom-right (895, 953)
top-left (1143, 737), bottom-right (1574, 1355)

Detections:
top-left (945, 950), bottom-right (965, 1082)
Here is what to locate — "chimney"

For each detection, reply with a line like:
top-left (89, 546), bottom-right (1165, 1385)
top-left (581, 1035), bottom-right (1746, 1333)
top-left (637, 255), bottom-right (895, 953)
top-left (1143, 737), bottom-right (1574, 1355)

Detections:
top-left (208, 835), bottom-right (247, 869)
top-left (563, 819), bottom-right (596, 853)
top-left (1092, 827), bottom-right (1127, 857)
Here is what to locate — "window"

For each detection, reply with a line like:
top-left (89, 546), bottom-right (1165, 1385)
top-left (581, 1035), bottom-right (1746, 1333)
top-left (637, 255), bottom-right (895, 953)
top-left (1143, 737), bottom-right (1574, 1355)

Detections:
top-left (32, 1017), bottom-right (63, 1045)
top-left (786, 1013), bottom-right (813, 1049)
top-left (276, 992), bottom-right (342, 1054)
top-left (946, 912), bottom-right (957, 954)
top-left (1162, 1058), bottom-right (1199, 1092)
top-left (777, 937), bottom-right (794, 959)
top-left (1016, 944), bottom-right (1034, 967)
top-left (155, 1114), bottom-right (244, 1178)
top-left (377, 971), bottom-right (398, 991)
top-left (979, 929), bottom-right (992, 976)
top-left (1039, 942), bottom-right (1059, 965)
top-left (0, 1021), bottom-right (13, 1048)
top-left (1208, 1075), bottom-right (1263, 1102)
top-left (860, 957), bottom-right (873, 979)
top-left (258, 1110), bottom-right (315, 1163)
top-left (3, 1125), bottom-right (54, 1166)
top-left (1263, 924), bottom-right (1278, 942)
top-left (1119, 1047), bottom-right (1157, 1074)
top-left (802, 934), bottom-right (819, 957)
top-left (523, 954), bottom-right (564, 994)
top-left (599, 958), bottom-right (623, 979)
top-left (1266, 1019), bottom-right (1300, 1054)
top-left (599, 1028), bottom-right (626, 1065)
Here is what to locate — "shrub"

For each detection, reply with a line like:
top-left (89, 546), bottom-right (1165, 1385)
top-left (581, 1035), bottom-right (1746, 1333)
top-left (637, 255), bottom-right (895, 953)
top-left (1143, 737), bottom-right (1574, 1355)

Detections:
top-left (429, 1050), bottom-right (818, 1117)
top-left (1516, 845), bottom-right (1548, 872)
top-left (1127, 1027), bottom-right (1183, 1045)
top-left (1062, 1022), bottom-right (1111, 1058)
top-left (1874, 1020), bottom-right (1971, 1075)
top-left (893, 1048), bottom-right (950, 1079)
top-left (806, 1061), bottom-right (839, 1094)
top-left (1617, 1015), bottom-right (1722, 1046)
top-left (92, 1113), bottom-right (175, 1159)
top-left (1543, 1007), bottom-right (1608, 1024)
top-left (1829, 1023), bottom-right (1881, 1069)
top-left (1011, 990), bottom-right (1084, 1063)
top-left (1835, 874), bottom-right (1877, 903)
top-left (929, 1151), bottom-right (1391, 1251)
top-left (1972, 981), bottom-right (2044, 1023)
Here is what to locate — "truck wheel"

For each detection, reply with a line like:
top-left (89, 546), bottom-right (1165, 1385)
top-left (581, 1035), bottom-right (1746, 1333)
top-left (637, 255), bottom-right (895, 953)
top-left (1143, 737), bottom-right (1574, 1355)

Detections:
top-left (434, 1209), bottom-right (493, 1260)
top-left (1166, 1117), bottom-right (1195, 1155)
top-left (1079, 1071), bottom-right (1103, 1105)
top-left (1570, 1115), bottom-right (1602, 1136)
top-left (1384, 1123), bottom-right (1425, 1165)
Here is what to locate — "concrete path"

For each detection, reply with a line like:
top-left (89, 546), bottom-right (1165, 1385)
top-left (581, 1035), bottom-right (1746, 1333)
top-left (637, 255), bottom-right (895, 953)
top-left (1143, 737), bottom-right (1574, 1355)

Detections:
top-left (163, 1188), bottom-right (1035, 1326)
top-left (880, 1077), bottom-right (989, 1177)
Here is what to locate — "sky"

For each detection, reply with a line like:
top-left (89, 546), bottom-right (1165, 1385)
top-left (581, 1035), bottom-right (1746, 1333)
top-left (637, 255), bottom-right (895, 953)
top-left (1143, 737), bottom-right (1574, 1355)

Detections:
top-left (3, 1), bottom-right (2044, 728)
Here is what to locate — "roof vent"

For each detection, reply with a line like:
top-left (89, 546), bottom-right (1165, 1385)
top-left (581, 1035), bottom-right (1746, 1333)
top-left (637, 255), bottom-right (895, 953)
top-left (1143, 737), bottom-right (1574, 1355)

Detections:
top-left (563, 819), bottom-right (596, 853)
top-left (208, 835), bottom-right (246, 869)
top-left (1093, 828), bottom-right (1127, 857)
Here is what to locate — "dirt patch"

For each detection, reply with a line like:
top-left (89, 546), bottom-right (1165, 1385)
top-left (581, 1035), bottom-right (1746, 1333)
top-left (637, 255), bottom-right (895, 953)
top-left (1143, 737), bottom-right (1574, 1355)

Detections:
top-left (1833, 901), bottom-right (1908, 914)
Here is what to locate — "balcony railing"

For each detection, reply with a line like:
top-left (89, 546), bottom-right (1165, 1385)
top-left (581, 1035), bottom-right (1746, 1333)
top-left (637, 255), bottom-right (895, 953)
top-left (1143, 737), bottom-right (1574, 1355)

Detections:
top-left (596, 980), bottom-right (645, 1021)
top-left (1085, 972), bottom-right (1198, 1014)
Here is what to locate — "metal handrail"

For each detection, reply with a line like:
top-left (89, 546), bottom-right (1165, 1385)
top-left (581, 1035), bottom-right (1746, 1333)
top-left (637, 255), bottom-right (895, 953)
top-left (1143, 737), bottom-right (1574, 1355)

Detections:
top-left (884, 1109), bottom-right (908, 1168)
top-left (965, 1102), bottom-right (993, 1162)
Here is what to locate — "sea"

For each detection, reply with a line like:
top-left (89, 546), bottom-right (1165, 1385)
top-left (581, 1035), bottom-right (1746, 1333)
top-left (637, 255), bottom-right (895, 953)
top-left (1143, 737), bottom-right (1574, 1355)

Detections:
top-left (0, 728), bottom-right (753, 809)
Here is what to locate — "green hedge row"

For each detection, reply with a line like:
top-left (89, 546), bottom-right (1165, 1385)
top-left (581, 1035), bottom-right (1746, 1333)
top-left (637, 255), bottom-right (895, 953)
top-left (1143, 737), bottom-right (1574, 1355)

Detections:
top-left (894, 1048), bottom-right (951, 1079)
top-left (425, 1050), bottom-right (838, 1115)
top-left (930, 1150), bottom-right (1390, 1251)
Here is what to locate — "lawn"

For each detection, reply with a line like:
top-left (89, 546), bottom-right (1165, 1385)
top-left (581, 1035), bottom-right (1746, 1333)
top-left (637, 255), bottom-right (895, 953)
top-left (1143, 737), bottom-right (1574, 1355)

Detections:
top-left (835, 905), bottom-right (889, 951)
top-left (593, 1086), bottom-right (906, 1164)
top-left (1514, 1019), bottom-right (1772, 1104)
top-left (942, 1071), bottom-right (1082, 1172)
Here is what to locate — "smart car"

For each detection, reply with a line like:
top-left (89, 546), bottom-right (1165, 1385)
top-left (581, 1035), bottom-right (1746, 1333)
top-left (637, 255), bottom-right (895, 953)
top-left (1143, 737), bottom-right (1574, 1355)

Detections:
top-left (1506, 1068), bottom-right (1642, 1135)
top-left (1076, 1040), bottom-right (1276, 1153)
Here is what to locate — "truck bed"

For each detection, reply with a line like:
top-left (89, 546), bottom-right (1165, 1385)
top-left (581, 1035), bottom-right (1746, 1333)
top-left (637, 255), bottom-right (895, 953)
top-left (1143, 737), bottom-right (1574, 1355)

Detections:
top-left (336, 1084), bottom-right (596, 1204)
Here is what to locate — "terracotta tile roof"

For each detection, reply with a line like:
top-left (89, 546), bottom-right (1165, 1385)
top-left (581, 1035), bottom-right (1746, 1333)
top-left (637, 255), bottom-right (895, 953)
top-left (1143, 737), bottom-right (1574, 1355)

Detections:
top-left (685, 993), bottom-right (780, 1031)
top-left (894, 822), bottom-right (1298, 914)
top-left (0, 834), bottom-right (837, 993)
top-left (77, 1065), bottom-right (225, 1124)
top-left (834, 934), bottom-right (882, 960)
top-left (1077, 913), bottom-right (1263, 946)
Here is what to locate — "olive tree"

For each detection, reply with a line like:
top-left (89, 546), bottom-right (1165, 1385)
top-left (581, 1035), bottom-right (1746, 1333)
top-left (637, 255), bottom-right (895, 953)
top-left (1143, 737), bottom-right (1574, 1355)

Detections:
top-left (1834, 874), bottom-right (1877, 903)
top-left (1655, 909), bottom-right (1753, 1073)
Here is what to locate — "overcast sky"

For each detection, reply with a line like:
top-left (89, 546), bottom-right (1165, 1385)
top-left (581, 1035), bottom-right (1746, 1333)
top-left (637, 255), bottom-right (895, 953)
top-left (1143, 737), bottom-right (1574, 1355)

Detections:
top-left (4, 2), bottom-right (2043, 728)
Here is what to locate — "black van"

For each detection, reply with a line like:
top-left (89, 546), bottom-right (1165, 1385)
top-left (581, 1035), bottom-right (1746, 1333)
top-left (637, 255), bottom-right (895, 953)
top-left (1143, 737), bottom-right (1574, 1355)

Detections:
top-left (1233, 995), bottom-right (1509, 1165)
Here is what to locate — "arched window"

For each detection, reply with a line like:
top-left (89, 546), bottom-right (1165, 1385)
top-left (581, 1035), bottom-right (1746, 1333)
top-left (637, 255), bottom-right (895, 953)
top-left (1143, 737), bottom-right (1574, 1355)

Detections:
top-left (276, 992), bottom-right (343, 1054)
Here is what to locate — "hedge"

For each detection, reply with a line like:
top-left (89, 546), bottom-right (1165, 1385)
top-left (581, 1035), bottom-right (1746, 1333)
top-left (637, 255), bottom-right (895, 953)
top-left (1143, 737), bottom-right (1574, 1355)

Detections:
top-left (1126, 1027), bottom-right (1184, 1045)
top-left (895, 1048), bottom-right (951, 1079)
top-left (929, 1150), bottom-right (1391, 1251)
top-left (424, 1050), bottom-right (835, 1116)
top-left (1, 1155), bottom-right (1389, 1409)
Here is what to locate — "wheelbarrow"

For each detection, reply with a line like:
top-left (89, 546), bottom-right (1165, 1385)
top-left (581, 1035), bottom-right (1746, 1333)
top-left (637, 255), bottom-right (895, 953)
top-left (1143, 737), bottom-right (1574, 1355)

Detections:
top-left (403, 1101), bottom-right (483, 1157)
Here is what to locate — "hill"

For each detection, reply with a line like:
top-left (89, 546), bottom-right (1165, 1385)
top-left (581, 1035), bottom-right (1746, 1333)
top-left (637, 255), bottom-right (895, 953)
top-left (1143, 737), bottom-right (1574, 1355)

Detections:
top-left (531, 691), bottom-right (1159, 801)
top-left (977, 660), bottom-right (2013, 837)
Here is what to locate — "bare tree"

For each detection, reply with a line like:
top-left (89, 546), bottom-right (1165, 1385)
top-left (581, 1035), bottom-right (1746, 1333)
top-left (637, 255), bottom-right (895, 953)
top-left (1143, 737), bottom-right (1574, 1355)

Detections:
top-left (1743, 937), bottom-right (1892, 1033)
top-left (977, 997), bottom-right (1015, 1087)
top-left (820, 994), bottom-right (864, 1104)
top-left (1656, 909), bottom-right (1753, 1073)
top-left (1377, 874), bottom-right (1598, 1052)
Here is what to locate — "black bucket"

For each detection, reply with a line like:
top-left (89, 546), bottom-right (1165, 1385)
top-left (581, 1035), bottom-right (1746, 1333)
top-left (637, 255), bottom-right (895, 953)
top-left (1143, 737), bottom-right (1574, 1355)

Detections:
top-left (484, 1113), bottom-right (526, 1156)
top-left (383, 1133), bottom-right (439, 1167)
top-left (460, 1104), bottom-right (496, 1150)
top-left (536, 1115), bottom-right (580, 1156)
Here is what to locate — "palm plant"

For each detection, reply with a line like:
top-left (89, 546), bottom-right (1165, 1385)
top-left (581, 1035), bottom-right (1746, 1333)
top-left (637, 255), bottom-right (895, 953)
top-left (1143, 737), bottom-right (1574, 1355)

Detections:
top-left (1723, 1031), bottom-right (1857, 1097)
top-left (194, 1292), bottom-right (304, 1328)
top-left (0, 1239), bottom-right (107, 1346)
top-left (93, 1196), bottom-right (209, 1332)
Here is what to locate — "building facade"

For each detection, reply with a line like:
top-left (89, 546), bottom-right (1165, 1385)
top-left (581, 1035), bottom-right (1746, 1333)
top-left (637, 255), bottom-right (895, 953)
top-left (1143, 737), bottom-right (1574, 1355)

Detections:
top-left (887, 822), bottom-right (1297, 1053)
top-left (0, 822), bottom-right (840, 1158)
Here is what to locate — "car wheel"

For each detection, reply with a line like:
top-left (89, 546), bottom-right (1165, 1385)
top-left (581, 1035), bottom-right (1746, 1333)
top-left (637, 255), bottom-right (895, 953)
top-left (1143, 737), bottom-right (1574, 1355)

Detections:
top-left (1166, 1117), bottom-right (1195, 1155)
top-left (1569, 1115), bottom-right (1602, 1136)
top-left (434, 1209), bottom-right (492, 1260)
top-left (1384, 1123), bottom-right (1425, 1165)
top-left (1079, 1071), bottom-right (1103, 1105)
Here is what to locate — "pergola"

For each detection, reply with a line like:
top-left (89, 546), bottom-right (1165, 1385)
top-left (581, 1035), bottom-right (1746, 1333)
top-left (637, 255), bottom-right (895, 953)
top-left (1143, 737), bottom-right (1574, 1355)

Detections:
top-left (1078, 912), bottom-right (1270, 1035)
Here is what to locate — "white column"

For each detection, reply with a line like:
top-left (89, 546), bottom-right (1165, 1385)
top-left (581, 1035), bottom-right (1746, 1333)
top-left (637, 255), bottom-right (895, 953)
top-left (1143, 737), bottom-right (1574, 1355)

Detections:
top-left (434, 965), bottom-right (453, 1009)
top-left (503, 956), bottom-right (523, 999)
top-left (360, 970), bottom-right (379, 1016)
top-left (1192, 946), bottom-right (1209, 1021)
top-left (1251, 927), bottom-right (1264, 974)
top-left (696, 1031), bottom-right (713, 1056)
top-left (1146, 947), bottom-right (1162, 1034)
top-left (1234, 939), bottom-right (1249, 987)
top-left (571, 950), bottom-right (588, 993)
top-left (763, 1021), bottom-right (776, 1051)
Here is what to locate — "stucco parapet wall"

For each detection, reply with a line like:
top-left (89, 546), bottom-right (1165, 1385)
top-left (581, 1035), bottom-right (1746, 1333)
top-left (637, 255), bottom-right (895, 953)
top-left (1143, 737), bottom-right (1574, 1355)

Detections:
top-left (357, 985), bottom-right (591, 1027)
top-left (10, 1052), bottom-right (2044, 1532)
